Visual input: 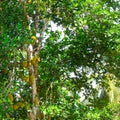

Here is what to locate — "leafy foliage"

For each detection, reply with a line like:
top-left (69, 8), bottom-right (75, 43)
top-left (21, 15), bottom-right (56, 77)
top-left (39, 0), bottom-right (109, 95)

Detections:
top-left (0, 0), bottom-right (120, 119)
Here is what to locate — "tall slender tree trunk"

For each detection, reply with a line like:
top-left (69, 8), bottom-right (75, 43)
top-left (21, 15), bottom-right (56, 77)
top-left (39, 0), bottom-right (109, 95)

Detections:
top-left (26, 46), bottom-right (37, 120)
top-left (20, 1), bottom-right (48, 119)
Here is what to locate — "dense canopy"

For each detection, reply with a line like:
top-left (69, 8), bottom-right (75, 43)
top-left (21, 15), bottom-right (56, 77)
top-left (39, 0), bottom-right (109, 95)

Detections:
top-left (0, 0), bottom-right (120, 119)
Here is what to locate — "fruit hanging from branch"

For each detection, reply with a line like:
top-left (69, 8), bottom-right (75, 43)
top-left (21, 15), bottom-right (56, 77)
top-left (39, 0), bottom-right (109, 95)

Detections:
top-left (27, 0), bottom-right (31, 4)
top-left (22, 61), bottom-right (28, 68)
top-left (31, 36), bottom-right (37, 42)
top-left (22, 60), bottom-right (32, 69)
top-left (13, 102), bottom-right (25, 111)
top-left (29, 75), bottom-right (35, 85)
top-left (31, 56), bottom-right (40, 66)
top-left (23, 75), bottom-right (30, 83)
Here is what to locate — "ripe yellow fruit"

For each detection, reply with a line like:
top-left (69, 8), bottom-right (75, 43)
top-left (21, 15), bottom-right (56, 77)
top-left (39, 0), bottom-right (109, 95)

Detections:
top-left (28, 61), bottom-right (32, 67)
top-left (29, 75), bottom-right (35, 85)
top-left (13, 104), bottom-right (19, 110)
top-left (27, 0), bottom-right (31, 4)
top-left (23, 75), bottom-right (29, 82)
top-left (31, 58), bottom-right (36, 65)
top-left (8, 94), bottom-right (14, 102)
top-left (31, 56), bottom-right (40, 66)
top-left (36, 57), bottom-right (40, 62)
top-left (31, 36), bottom-right (37, 41)
top-left (22, 61), bottom-right (32, 68)
top-left (22, 61), bottom-right (28, 68)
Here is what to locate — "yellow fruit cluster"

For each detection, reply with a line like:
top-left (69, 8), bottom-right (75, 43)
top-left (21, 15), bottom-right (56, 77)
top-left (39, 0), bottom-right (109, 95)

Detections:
top-left (22, 56), bottom-right (40, 69)
top-left (22, 60), bottom-right (32, 68)
top-left (13, 102), bottom-right (25, 111)
top-left (31, 36), bottom-right (37, 45)
top-left (31, 36), bottom-right (37, 41)
top-left (29, 75), bottom-right (34, 85)
top-left (27, 0), bottom-right (31, 4)
top-left (31, 56), bottom-right (40, 66)
top-left (23, 75), bottom-right (29, 82)
top-left (23, 75), bottom-right (35, 85)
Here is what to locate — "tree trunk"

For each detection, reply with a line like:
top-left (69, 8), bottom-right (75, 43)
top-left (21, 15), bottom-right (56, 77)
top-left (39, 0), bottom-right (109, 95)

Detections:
top-left (20, 1), bottom-right (48, 119)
